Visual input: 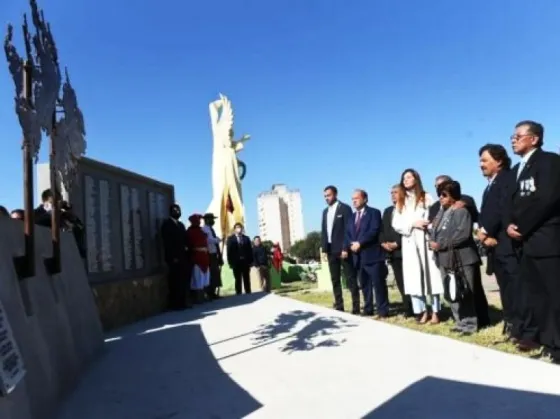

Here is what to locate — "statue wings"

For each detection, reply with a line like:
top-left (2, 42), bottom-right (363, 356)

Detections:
top-left (210, 93), bottom-right (234, 147)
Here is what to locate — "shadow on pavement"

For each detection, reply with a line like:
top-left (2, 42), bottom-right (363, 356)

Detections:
top-left (252, 309), bottom-right (358, 353)
top-left (57, 294), bottom-right (265, 419)
top-left (363, 376), bottom-right (560, 419)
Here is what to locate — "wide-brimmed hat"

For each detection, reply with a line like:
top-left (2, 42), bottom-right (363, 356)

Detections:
top-left (203, 213), bottom-right (217, 220)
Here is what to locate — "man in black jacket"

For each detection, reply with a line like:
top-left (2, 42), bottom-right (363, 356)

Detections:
top-left (506, 120), bottom-right (560, 362)
top-left (226, 223), bottom-right (254, 295)
top-left (161, 204), bottom-right (191, 310)
top-left (380, 185), bottom-right (413, 317)
top-left (320, 185), bottom-right (359, 313)
top-left (477, 144), bottom-right (517, 338)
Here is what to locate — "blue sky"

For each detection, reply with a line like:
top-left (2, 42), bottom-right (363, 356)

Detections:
top-left (2, 0), bottom-right (560, 235)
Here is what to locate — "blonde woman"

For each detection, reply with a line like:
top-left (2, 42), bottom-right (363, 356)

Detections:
top-left (392, 169), bottom-right (444, 324)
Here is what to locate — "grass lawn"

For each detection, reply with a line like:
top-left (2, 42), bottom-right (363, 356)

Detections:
top-left (274, 280), bottom-right (546, 360)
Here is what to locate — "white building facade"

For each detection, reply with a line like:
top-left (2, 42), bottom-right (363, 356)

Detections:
top-left (257, 184), bottom-right (305, 251)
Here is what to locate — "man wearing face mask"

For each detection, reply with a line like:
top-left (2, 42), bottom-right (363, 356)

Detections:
top-left (161, 204), bottom-right (191, 310)
top-left (34, 189), bottom-right (54, 227)
top-left (226, 223), bottom-right (254, 295)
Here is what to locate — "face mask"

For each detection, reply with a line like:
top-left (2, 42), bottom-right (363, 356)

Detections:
top-left (43, 203), bottom-right (52, 212)
top-left (235, 228), bottom-right (242, 234)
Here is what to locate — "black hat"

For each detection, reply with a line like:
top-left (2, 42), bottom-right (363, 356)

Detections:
top-left (203, 213), bottom-right (217, 220)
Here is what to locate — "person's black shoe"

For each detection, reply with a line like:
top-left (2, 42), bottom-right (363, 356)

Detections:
top-left (361, 311), bottom-right (374, 317)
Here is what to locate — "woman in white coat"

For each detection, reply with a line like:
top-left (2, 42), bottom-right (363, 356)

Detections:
top-left (392, 169), bottom-right (444, 324)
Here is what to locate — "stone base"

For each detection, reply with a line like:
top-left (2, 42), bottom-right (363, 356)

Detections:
top-left (91, 274), bottom-right (168, 331)
top-left (0, 218), bottom-right (103, 419)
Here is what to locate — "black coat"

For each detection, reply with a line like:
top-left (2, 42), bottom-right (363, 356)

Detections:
top-left (506, 148), bottom-right (560, 257)
top-left (226, 234), bottom-right (253, 266)
top-left (161, 218), bottom-right (188, 265)
top-left (321, 201), bottom-right (353, 255)
top-left (379, 206), bottom-right (402, 259)
top-left (479, 168), bottom-right (514, 257)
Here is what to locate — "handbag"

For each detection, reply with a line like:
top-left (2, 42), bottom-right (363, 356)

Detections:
top-left (443, 247), bottom-right (468, 303)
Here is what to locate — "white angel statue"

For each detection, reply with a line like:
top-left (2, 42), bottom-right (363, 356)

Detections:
top-left (207, 94), bottom-right (250, 240)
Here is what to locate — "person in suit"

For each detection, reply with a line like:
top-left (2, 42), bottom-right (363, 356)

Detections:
top-left (226, 222), bottom-right (254, 295)
top-left (428, 175), bottom-right (479, 223)
top-left (506, 120), bottom-right (560, 361)
top-left (380, 185), bottom-right (413, 317)
top-left (477, 144), bottom-right (518, 338)
top-left (343, 189), bottom-right (388, 317)
top-left (320, 185), bottom-right (359, 313)
top-left (161, 204), bottom-right (191, 310)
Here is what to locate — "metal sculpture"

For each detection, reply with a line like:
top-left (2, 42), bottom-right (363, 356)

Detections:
top-left (4, 0), bottom-right (86, 277)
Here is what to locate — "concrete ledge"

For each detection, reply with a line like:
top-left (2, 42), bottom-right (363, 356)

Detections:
top-left (0, 218), bottom-right (103, 419)
top-left (92, 274), bottom-right (168, 331)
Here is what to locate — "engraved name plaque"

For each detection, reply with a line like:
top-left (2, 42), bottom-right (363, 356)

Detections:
top-left (0, 299), bottom-right (26, 396)
top-left (99, 180), bottom-right (113, 272)
top-left (84, 175), bottom-right (99, 273)
top-left (120, 185), bottom-right (133, 270)
top-left (131, 188), bottom-right (144, 269)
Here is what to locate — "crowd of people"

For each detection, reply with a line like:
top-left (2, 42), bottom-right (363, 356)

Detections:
top-left (320, 120), bottom-right (560, 364)
top-left (1, 188), bottom-right (86, 257)
top-left (160, 205), bottom-right (283, 310)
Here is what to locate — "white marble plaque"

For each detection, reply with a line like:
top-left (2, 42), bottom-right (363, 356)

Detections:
top-left (131, 188), bottom-right (144, 269)
top-left (0, 299), bottom-right (26, 396)
top-left (120, 185), bottom-right (133, 270)
top-left (156, 193), bottom-right (167, 225)
top-left (84, 175), bottom-right (99, 273)
top-left (99, 180), bottom-right (113, 272)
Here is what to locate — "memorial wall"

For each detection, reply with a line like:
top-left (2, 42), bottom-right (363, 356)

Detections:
top-left (38, 158), bottom-right (175, 330)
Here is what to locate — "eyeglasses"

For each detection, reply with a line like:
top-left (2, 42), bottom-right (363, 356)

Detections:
top-left (438, 192), bottom-right (449, 198)
top-left (510, 134), bottom-right (534, 142)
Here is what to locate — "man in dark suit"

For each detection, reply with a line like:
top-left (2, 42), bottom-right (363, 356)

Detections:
top-left (380, 185), bottom-right (413, 317)
top-left (506, 120), bottom-right (560, 361)
top-left (320, 185), bottom-right (358, 313)
top-left (161, 204), bottom-right (191, 310)
top-left (343, 189), bottom-right (388, 317)
top-left (477, 144), bottom-right (518, 338)
top-left (226, 222), bottom-right (254, 295)
top-left (429, 175), bottom-right (479, 223)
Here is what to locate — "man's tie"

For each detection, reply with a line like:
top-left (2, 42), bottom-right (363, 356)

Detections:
top-left (355, 211), bottom-right (362, 230)
top-left (482, 182), bottom-right (492, 203)
top-left (517, 161), bottom-right (525, 180)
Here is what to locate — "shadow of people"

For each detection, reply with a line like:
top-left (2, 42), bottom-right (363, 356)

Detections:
top-left (252, 310), bottom-right (357, 353)
top-left (57, 321), bottom-right (262, 419)
top-left (362, 376), bottom-right (560, 419)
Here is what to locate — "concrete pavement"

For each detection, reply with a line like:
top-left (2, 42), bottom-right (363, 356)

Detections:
top-left (56, 293), bottom-right (560, 419)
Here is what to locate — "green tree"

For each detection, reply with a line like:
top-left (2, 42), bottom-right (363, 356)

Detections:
top-left (289, 231), bottom-right (321, 261)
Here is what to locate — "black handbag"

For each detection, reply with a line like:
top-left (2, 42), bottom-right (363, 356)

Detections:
top-left (443, 248), bottom-right (468, 303)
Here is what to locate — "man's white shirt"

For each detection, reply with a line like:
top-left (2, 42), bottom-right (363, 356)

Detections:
top-left (326, 201), bottom-right (339, 243)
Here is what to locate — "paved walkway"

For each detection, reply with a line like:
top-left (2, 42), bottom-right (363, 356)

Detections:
top-left (56, 293), bottom-right (560, 419)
